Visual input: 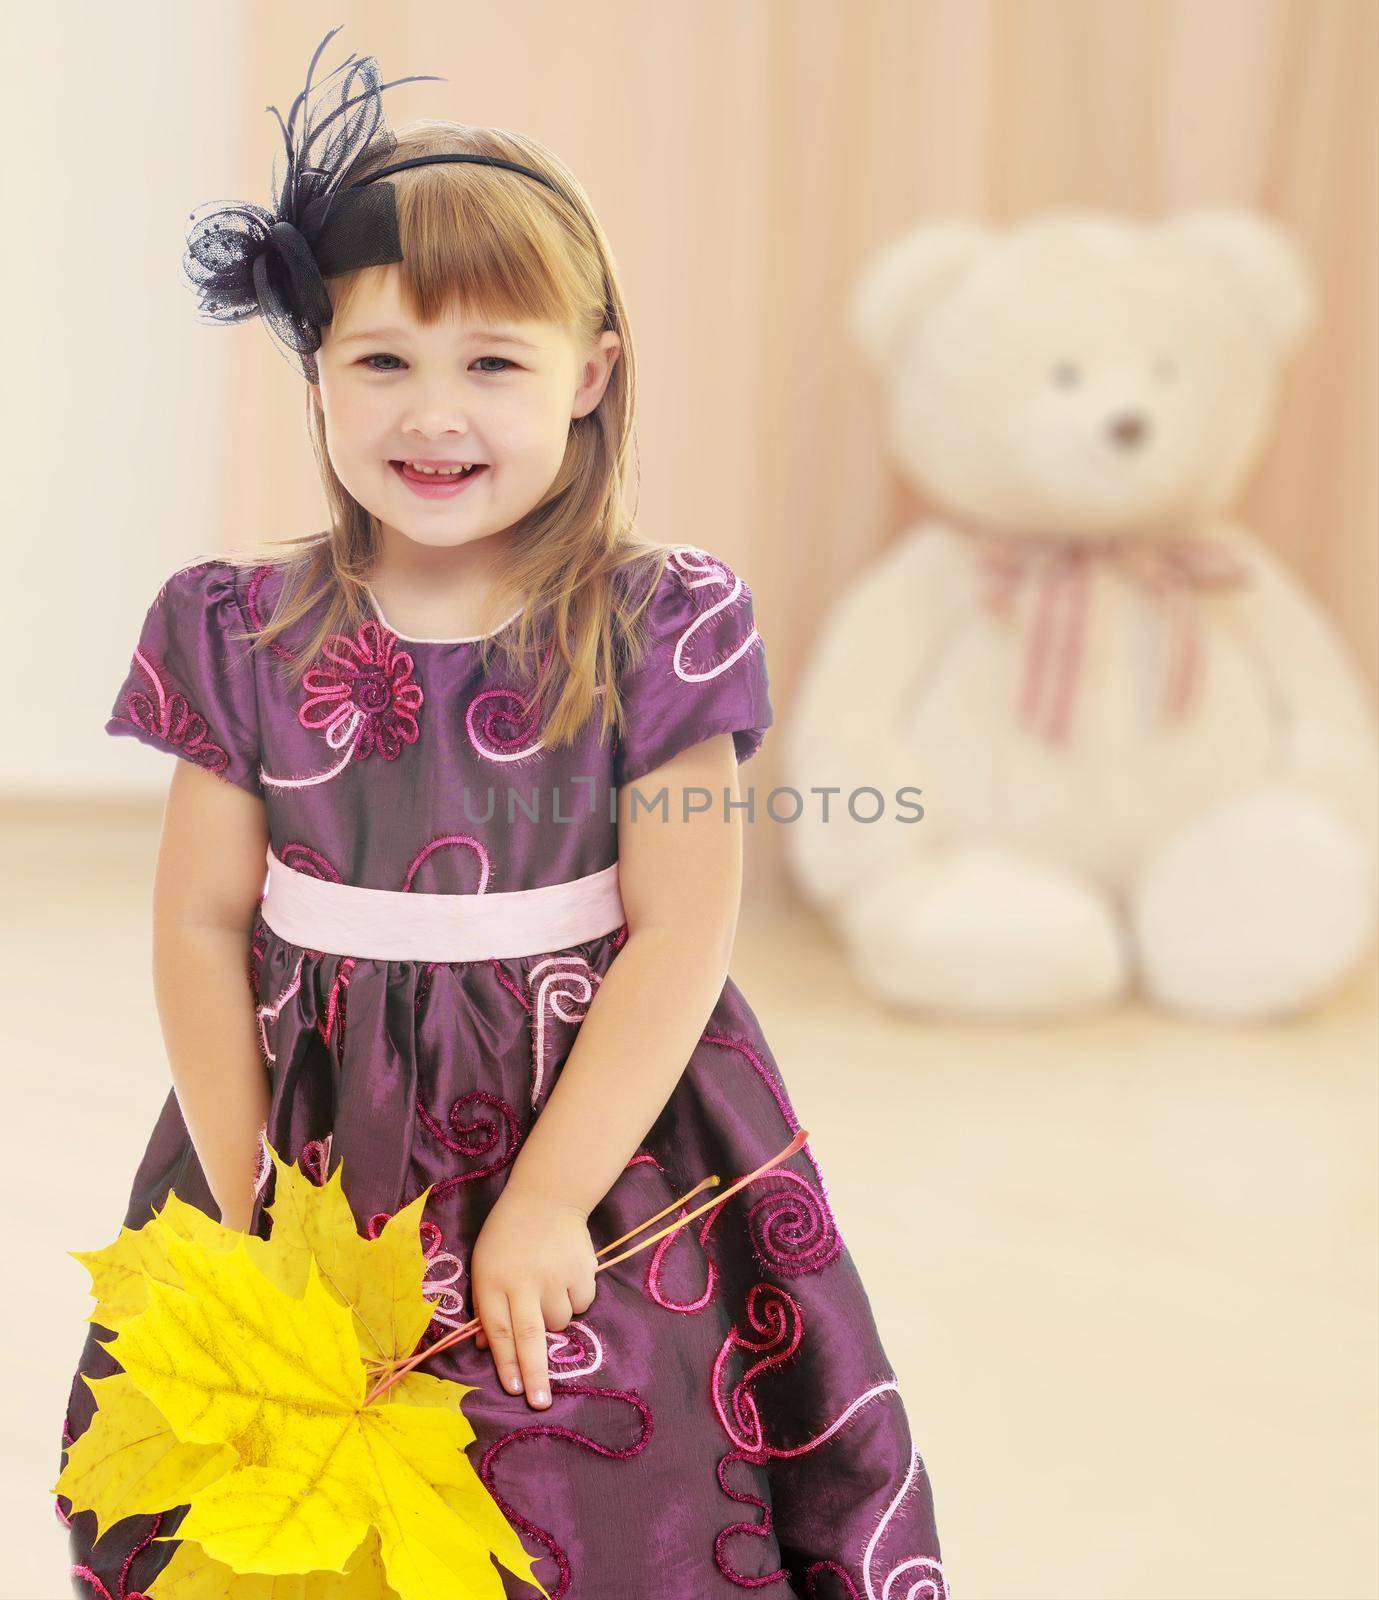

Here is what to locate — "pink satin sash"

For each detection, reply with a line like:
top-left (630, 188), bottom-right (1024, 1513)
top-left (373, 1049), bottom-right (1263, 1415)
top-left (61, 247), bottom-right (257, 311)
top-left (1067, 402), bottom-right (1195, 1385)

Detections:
top-left (259, 845), bottom-right (626, 961)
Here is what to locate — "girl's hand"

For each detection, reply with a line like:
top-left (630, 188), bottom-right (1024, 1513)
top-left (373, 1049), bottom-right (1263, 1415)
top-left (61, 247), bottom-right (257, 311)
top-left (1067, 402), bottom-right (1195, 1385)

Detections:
top-left (469, 1182), bottom-right (598, 1409)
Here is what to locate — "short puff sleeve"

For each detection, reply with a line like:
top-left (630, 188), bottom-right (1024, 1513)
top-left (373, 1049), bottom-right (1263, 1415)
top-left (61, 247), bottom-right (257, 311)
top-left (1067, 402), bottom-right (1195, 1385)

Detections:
top-left (614, 547), bottom-right (773, 788)
top-left (105, 559), bottom-right (264, 799)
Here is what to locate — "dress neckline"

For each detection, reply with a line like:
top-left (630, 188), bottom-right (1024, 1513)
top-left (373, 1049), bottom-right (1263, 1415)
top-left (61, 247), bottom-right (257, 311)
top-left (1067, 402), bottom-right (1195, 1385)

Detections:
top-left (362, 583), bottom-right (525, 644)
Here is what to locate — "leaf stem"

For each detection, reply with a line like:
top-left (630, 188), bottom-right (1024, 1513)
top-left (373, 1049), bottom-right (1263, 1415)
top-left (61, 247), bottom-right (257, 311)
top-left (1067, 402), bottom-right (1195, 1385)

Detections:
top-left (361, 1128), bottom-right (809, 1407)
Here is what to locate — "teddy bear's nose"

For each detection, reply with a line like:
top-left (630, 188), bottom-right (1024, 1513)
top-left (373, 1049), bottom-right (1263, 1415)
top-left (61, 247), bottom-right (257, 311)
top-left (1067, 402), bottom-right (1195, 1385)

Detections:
top-left (1108, 411), bottom-right (1151, 450)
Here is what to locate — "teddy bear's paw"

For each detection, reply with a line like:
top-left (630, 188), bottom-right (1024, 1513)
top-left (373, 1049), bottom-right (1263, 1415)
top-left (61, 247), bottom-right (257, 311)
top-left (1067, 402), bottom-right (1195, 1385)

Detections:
top-left (837, 844), bottom-right (1129, 1020)
top-left (1130, 782), bottom-right (1378, 1020)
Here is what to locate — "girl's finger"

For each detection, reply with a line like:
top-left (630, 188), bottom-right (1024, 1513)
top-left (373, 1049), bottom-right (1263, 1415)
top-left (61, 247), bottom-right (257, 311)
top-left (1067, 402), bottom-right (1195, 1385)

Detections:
top-left (476, 1289), bottom-right (522, 1397)
top-left (509, 1290), bottom-right (552, 1408)
top-left (543, 1289), bottom-right (574, 1331)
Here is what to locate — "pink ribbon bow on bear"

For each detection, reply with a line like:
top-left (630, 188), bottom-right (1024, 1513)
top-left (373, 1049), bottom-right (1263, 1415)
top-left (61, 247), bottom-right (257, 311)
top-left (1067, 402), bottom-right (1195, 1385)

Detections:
top-left (969, 531), bottom-right (1254, 745)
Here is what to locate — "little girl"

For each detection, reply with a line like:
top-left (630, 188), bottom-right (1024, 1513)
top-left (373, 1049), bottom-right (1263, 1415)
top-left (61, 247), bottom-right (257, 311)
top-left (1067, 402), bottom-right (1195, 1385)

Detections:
top-left (58, 29), bottom-right (947, 1600)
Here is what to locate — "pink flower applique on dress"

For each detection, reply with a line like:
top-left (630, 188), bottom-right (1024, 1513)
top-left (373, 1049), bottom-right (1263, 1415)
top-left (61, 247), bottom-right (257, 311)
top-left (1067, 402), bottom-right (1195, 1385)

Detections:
top-left (260, 619), bottom-right (424, 790)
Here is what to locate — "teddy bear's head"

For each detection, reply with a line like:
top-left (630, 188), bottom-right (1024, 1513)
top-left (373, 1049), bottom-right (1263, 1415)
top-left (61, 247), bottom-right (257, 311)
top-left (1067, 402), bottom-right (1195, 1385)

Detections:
top-left (851, 208), bottom-right (1314, 538)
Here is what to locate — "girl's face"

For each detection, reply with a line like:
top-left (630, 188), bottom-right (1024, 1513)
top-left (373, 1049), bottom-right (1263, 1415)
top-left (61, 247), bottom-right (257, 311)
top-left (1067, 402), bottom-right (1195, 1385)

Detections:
top-left (312, 266), bottom-right (620, 558)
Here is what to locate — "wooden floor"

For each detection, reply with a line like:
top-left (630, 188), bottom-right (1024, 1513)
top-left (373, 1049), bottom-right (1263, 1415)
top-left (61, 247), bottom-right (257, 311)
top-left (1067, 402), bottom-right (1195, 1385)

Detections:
top-left (11, 799), bottom-right (1378, 1600)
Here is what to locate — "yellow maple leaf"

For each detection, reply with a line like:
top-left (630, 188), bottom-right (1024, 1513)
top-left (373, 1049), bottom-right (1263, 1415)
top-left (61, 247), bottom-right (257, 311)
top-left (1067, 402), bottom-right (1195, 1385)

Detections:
top-left (70, 1152), bottom-right (431, 1376)
top-left (155, 1521), bottom-right (399, 1597)
top-left (55, 1142), bottom-right (552, 1599)
top-left (59, 1372), bottom-right (235, 1524)
top-left (71, 1187), bottom-right (271, 1335)
top-left (247, 1152), bottom-right (436, 1369)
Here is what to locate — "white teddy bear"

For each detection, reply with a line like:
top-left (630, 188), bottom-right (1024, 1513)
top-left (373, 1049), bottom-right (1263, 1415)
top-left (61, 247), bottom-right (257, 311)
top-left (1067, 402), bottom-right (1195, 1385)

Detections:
top-left (785, 208), bottom-right (1379, 1022)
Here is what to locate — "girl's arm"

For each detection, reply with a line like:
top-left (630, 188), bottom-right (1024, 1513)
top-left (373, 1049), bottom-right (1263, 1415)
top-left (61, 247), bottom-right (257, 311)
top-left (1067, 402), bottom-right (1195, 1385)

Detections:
top-left (504, 729), bottom-right (744, 1215)
top-left (150, 759), bottom-right (271, 1231)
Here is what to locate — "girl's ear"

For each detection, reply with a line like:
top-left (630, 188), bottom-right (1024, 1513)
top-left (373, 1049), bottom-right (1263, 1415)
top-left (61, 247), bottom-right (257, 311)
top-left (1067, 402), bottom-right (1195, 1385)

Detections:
top-left (572, 331), bottom-right (621, 419)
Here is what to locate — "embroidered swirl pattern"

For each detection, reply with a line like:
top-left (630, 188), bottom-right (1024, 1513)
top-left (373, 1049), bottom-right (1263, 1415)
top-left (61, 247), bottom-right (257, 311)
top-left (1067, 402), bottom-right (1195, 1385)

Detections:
top-left (117, 647), bottom-right (231, 776)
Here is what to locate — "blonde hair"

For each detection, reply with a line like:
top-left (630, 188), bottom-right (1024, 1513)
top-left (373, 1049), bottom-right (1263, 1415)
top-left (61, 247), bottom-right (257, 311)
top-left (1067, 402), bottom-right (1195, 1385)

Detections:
top-left (219, 119), bottom-right (673, 753)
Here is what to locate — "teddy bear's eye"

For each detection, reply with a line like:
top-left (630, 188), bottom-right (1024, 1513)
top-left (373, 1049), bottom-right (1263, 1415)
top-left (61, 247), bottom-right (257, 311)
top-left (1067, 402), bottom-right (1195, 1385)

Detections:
top-left (1153, 356), bottom-right (1178, 381)
top-left (1051, 361), bottom-right (1081, 388)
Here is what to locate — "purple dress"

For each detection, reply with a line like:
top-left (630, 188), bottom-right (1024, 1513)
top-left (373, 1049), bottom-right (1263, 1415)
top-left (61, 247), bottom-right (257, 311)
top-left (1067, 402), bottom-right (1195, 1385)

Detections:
top-left (58, 544), bottom-right (948, 1600)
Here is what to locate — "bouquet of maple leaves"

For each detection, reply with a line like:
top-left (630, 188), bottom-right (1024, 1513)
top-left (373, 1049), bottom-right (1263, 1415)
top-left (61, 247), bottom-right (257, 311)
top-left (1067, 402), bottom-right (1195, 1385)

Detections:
top-left (55, 1130), bottom-right (807, 1597)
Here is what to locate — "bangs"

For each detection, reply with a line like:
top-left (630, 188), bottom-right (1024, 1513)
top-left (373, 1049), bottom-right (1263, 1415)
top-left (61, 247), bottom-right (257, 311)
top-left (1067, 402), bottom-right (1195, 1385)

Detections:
top-left (331, 160), bottom-right (586, 334)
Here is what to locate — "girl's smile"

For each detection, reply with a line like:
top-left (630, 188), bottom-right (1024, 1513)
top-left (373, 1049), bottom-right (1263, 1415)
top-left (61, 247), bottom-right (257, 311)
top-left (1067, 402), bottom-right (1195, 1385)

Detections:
top-left (389, 459), bottom-right (491, 499)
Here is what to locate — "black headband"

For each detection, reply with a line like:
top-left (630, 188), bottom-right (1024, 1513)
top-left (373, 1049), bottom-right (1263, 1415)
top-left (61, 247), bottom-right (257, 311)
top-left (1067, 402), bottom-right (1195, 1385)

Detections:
top-left (181, 26), bottom-right (590, 383)
top-left (352, 153), bottom-right (568, 194)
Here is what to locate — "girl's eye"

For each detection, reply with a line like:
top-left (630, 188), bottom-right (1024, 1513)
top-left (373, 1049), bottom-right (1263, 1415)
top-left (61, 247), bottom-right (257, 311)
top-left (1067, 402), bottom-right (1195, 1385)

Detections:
top-left (358, 354), bottom-right (515, 374)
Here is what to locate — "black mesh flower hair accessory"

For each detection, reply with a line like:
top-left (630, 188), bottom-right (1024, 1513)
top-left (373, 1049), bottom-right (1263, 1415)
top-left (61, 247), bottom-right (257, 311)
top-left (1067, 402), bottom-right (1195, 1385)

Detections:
top-left (181, 24), bottom-right (576, 383)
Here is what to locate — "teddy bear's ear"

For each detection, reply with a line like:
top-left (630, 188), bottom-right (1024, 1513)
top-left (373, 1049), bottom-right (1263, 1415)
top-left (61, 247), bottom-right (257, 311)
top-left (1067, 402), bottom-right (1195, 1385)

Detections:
top-left (849, 221), bottom-right (989, 376)
top-left (1165, 208), bottom-right (1316, 358)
